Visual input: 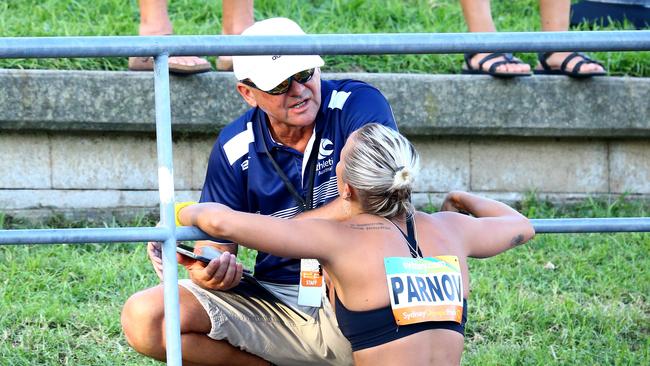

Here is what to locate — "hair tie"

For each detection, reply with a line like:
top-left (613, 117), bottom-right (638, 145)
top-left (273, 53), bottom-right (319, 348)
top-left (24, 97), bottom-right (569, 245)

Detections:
top-left (392, 166), bottom-right (411, 188)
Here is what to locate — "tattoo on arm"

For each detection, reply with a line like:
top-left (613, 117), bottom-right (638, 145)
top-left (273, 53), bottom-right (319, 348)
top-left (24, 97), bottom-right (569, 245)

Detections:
top-left (510, 234), bottom-right (525, 247)
top-left (348, 223), bottom-right (390, 231)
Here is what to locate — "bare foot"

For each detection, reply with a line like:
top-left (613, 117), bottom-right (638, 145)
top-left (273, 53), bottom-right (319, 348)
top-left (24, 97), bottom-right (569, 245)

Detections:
top-left (131, 26), bottom-right (212, 74)
top-left (169, 56), bottom-right (210, 68)
top-left (216, 56), bottom-right (233, 71)
top-left (128, 56), bottom-right (211, 74)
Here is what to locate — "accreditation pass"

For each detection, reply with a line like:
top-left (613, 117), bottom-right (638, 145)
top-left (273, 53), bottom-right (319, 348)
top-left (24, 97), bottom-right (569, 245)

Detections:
top-left (384, 256), bottom-right (464, 325)
top-left (298, 258), bottom-right (324, 307)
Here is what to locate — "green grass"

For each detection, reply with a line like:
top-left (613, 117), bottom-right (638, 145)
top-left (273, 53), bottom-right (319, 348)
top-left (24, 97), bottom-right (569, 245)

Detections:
top-left (0, 213), bottom-right (257, 365)
top-left (0, 197), bottom-right (648, 364)
top-left (1, 0), bottom-right (648, 76)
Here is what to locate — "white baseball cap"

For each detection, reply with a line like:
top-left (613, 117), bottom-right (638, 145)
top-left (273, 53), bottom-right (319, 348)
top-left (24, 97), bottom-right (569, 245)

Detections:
top-left (233, 17), bottom-right (325, 91)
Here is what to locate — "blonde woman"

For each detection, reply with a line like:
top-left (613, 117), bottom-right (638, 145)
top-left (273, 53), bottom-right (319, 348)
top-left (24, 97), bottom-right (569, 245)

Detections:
top-left (178, 123), bottom-right (535, 365)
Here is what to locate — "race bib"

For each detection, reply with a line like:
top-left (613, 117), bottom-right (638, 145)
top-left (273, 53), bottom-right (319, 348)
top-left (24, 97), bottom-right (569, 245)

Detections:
top-left (297, 259), bottom-right (324, 307)
top-left (384, 256), bottom-right (464, 325)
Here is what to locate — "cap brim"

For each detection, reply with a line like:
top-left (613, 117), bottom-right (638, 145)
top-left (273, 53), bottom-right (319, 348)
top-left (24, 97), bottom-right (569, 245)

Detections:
top-left (242, 55), bottom-right (324, 91)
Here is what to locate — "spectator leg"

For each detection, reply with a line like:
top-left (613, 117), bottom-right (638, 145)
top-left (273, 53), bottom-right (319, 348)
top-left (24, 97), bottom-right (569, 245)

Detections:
top-left (217, 0), bottom-right (255, 70)
top-left (537, 0), bottom-right (605, 74)
top-left (138, 0), bottom-right (173, 36)
top-left (459, 0), bottom-right (530, 74)
top-left (130, 0), bottom-right (211, 72)
top-left (222, 0), bottom-right (255, 35)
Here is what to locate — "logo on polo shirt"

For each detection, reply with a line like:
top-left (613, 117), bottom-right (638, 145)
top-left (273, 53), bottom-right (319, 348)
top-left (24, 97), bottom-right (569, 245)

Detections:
top-left (318, 138), bottom-right (334, 160)
top-left (316, 138), bottom-right (334, 175)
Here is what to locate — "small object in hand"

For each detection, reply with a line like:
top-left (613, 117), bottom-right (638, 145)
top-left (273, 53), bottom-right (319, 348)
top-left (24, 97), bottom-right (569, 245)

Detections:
top-left (176, 244), bottom-right (222, 264)
top-left (200, 246), bottom-right (224, 261)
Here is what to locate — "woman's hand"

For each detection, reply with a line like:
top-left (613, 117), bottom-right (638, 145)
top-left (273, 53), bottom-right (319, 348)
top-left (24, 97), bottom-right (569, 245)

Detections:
top-left (439, 191), bottom-right (536, 258)
top-left (147, 241), bottom-right (164, 282)
top-left (440, 191), bottom-right (468, 214)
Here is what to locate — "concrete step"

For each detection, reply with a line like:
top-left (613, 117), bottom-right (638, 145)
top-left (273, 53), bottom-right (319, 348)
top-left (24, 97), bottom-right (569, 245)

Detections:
top-left (0, 69), bottom-right (648, 219)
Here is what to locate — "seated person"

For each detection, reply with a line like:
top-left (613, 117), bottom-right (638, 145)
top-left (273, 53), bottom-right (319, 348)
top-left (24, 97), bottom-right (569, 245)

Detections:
top-left (178, 123), bottom-right (536, 366)
top-left (122, 17), bottom-right (398, 366)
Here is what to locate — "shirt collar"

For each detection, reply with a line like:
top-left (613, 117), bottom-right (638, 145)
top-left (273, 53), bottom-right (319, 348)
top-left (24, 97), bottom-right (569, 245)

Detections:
top-left (251, 108), bottom-right (278, 154)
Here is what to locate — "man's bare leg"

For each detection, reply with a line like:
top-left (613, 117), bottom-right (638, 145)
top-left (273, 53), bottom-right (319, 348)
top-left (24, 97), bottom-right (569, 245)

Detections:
top-left (216, 0), bottom-right (255, 70)
top-left (121, 285), bottom-right (269, 365)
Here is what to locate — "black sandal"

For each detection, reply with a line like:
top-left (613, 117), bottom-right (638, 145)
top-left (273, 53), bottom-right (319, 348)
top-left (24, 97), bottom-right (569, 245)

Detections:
top-left (462, 52), bottom-right (532, 78)
top-left (534, 52), bottom-right (607, 78)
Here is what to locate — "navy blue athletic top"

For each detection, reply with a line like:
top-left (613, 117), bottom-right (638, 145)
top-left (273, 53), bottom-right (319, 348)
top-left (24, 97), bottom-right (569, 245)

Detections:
top-left (335, 218), bottom-right (468, 352)
top-left (200, 79), bottom-right (397, 284)
top-left (336, 295), bottom-right (468, 352)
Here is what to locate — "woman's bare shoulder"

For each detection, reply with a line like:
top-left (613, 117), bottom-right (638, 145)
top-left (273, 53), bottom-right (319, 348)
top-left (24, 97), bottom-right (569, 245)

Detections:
top-left (415, 211), bottom-right (472, 240)
top-left (415, 210), bottom-right (465, 224)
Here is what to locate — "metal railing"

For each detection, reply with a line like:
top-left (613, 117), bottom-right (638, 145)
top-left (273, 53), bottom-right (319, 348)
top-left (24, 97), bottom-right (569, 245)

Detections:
top-left (1, 30), bottom-right (650, 365)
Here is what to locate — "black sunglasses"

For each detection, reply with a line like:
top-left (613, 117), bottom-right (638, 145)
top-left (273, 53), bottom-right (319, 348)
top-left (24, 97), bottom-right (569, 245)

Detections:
top-left (240, 68), bottom-right (315, 95)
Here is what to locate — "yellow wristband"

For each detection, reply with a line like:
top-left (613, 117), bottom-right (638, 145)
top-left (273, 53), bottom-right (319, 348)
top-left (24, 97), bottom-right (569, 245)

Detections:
top-left (174, 201), bottom-right (198, 226)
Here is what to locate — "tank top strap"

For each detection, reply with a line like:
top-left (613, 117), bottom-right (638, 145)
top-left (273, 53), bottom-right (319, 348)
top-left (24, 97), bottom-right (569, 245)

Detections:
top-left (386, 216), bottom-right (422, 258)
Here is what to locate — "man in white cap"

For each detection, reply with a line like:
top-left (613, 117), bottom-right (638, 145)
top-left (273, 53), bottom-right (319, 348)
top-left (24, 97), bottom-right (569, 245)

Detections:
top-left (122, 17), bottom-right (397, 365)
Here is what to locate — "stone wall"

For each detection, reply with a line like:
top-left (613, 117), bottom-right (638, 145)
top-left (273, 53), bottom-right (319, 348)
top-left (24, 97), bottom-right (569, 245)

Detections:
top-left (1, 69), bottom-right (648, 219)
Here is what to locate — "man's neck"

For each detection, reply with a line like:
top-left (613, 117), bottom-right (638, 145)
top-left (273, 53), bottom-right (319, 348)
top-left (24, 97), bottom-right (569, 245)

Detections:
top-left (267, 120), bottom-right (314, 153)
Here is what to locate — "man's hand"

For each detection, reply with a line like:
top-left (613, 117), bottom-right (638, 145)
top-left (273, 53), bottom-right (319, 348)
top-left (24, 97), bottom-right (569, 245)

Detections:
top-left (179, 251), bottom-right (244, 291)
top-left (147, 241), bottom-right (164, 282)
top-left (147, 240), bottom-right (195, 282)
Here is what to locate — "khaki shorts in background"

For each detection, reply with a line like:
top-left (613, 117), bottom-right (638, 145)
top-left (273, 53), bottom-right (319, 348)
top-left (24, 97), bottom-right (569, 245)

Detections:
top-left (179, 277), bottom-right (353, 366)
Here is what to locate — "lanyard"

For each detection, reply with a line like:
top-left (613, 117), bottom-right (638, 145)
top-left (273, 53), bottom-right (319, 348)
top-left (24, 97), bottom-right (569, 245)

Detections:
top-left (256, 119), bottom-right (322, 212)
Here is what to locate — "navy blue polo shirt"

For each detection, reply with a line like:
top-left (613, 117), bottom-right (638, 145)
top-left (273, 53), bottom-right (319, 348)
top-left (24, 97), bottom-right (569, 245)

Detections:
top-left (200, 78), bottom-right (397, 284)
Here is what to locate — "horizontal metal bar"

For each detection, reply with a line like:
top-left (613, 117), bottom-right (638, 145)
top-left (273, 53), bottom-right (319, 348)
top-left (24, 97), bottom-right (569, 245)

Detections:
top-left (1, 31), bottom-right (648, 59)
top-left (531, 217), bottom-right (650, 233)
top-left (0, 227), bottom-right (171, 245)
top-left (175, 219), bottom-right (650, 236)
top-left (175, 226), bottom-right (214, 241)
top-left (1, 218), bottom-right (648, 245)
top-left (0, 226), bottom-right (208, 245)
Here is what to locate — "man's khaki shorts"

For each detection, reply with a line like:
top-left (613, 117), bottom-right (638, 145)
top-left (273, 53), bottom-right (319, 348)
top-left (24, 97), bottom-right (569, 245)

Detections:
top-left (179, 277), bottom-right (353, 366)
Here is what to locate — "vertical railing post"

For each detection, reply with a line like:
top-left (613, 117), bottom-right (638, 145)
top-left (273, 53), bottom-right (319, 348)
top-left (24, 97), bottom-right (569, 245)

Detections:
top-left (153, 53), bottom-right (183, 365)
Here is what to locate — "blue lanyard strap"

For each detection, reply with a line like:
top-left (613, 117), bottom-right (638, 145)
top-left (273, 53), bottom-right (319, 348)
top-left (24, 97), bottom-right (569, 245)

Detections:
top-left (256, 118), bottom-right (322, 212)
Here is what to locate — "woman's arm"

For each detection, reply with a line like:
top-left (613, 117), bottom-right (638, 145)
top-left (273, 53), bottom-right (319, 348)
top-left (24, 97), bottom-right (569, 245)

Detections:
top-left (439, 191), bottom-right (535, 258)
top-left (178, 202), bottom-right (342, 262)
